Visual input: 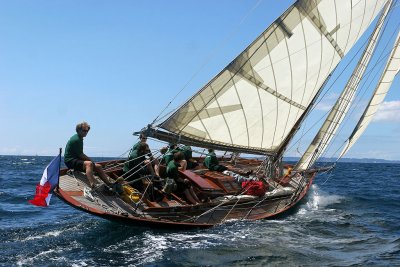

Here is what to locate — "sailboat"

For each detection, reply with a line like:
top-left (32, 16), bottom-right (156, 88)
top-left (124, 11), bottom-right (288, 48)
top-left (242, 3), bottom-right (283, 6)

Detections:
top-left (55, 0), bottom-right (400, 228)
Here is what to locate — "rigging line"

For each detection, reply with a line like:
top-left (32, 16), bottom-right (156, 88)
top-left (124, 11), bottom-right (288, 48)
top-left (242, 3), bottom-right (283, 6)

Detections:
top-left (322, 18), bottom-right (400, 161)
top-left (325, 58), bottom-right (387, 161)
top-left (340, 2), bottom-right (399, 106)
top-left (297, 0), bottom-right (398, 131)
top-left (286, 19), bottom-right (398, 155)
top-left (328, 50), bottom-right (396, 161)
top-left (243, 182), bottom-right (282, 219)
top-left (312, 12), bottom-right (395, 165)
top-left (184, 186), bottom-right (254, 223)
top-left (288, 47), bottom-right (394, 159)
top-left (220, 197), bottom-right (242, 224)
top-left (102, 148), bottom-right (162, 171)
top-left (389, 0), bottom-right (400, 10)
top-left (102, 149), bottom-right (131, 171)
top-left (154, 109), bottom-right (178, 126)
top-left (319, 165), bottom-right (336, 186)
top-left (340, 20), bottom-right (400, 121)
top-left (290, 4), bottom-right (396, 165)
top-left (151, 0), bottom-right (265, 126)
top-left (120, 151), bottom-right (162, 181)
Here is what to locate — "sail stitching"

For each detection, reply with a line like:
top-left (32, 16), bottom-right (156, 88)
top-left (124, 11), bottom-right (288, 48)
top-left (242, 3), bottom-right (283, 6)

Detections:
top-left (265, 32), bottom-right (279, 149)
top-left (305, 1), bottom-right (326, 124)
top-left (209, 83), bottom-right (235, 145)
top-left (188, 97), bottom-right (212, 140)
top-left (279, 25), bottom-right (295, 148)
top-left (230, 71), bottom-right (251, 147)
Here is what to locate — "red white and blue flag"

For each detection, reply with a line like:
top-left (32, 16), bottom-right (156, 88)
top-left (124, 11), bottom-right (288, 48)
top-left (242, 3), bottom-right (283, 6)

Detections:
top-left (29, 153), bottom-right (61, 207)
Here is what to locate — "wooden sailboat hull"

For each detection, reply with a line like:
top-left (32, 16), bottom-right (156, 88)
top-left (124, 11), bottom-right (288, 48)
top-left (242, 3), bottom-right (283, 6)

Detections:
top-left (54, 159), bottom-right (316, 228)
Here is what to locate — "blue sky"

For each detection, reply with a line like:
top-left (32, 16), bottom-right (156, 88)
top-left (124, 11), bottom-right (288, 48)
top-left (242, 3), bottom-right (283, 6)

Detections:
top-left (0, 1), bottom-right (399, 160)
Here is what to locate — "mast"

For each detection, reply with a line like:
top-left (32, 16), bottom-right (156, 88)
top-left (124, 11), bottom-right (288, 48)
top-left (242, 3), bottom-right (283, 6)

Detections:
top-left (295, 0), bottom-right (393, 170)
top-left (340, 30), bottom-right (400, 158)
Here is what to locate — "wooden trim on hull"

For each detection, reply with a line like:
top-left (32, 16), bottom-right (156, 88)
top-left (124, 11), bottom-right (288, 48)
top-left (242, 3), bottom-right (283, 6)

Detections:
top-left (247, 173), bottom-right (315, 220)
top-left (54, 188), bottom-right (214, 229)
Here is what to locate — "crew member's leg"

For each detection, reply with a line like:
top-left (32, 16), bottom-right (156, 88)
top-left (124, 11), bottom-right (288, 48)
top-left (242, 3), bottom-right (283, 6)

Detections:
top-left (178, 160), bottom-right (187, 172)
top-left (83, 161), bottom-right (97, 187)
top-left (94, 163), bottom-right (111, 185)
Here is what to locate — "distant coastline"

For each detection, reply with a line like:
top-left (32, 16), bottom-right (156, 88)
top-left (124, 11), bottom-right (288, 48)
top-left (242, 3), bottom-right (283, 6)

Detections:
top-left (1, 154), bottom-right (399, 164)
top-left (284, 157), bottom-right (400, 164)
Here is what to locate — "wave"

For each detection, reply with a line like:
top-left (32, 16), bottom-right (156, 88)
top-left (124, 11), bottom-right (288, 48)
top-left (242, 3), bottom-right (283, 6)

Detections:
top-left (1, 156), bottom-right (400, 266)
top-left (306, 185), bottom-right (345, 210)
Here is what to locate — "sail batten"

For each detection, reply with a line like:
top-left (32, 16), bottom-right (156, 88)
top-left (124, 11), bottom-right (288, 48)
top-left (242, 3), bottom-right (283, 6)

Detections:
top-left (159, 0), bottom-right (387, 153)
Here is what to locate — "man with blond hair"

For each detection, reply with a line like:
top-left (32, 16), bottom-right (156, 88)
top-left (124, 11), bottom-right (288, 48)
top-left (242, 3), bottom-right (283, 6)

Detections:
top-left (64, 122), bottom-right (110, 188)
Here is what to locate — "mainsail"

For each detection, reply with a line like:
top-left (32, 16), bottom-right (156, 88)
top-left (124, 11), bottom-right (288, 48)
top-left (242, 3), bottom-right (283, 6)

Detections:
top-left (339, 30), bottom-right (400, 158)
top-left (295, 0), bottom-right (393, 170)
top-left (157, 0), bottom-right (387, 155)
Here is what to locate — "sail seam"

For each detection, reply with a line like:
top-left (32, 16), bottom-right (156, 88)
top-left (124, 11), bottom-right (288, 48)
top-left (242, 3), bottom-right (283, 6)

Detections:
top-left (210, 83), bottom-right (234, 145)
top-left (231, 71), bottom-right (251, 147)
top-left (296, 0), bottom-right (344, 58)
top-left (232, 67), bottom-right (306, 110)
top-left (280, 23), bottom-right (295, 147)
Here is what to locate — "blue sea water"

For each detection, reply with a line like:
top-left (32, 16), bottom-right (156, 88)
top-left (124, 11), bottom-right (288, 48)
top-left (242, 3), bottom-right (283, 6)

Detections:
top-left (1, 155), bottom-right (399, 266)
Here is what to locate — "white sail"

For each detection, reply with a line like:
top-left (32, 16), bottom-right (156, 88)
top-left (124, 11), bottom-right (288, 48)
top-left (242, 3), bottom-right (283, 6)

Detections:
top-left (339, 30), bottom-right (400, 158)
top-left (159, 0), bottom-right (387, 154)
top-left (296, 0), bottom-right (393, 170)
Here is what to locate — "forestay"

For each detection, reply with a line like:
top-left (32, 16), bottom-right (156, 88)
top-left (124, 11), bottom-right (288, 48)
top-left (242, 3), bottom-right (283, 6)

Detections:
top-left (159, 0), bottom-right (387, 155)
top-left (340, 30), bottom-right (400, 158)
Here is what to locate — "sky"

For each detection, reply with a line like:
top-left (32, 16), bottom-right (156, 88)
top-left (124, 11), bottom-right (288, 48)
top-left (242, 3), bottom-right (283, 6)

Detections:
top-left (0, 0), bottom-right (399, 160)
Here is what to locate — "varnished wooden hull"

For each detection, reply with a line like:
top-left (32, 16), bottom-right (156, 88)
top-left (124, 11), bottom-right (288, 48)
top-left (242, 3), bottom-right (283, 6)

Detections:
top-left (55, 159), bottom-right (315, 228)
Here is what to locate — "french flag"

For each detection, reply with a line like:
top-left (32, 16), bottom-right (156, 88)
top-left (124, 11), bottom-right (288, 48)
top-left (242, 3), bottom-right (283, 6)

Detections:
top-left (29, 153), bottom-right (61, 207)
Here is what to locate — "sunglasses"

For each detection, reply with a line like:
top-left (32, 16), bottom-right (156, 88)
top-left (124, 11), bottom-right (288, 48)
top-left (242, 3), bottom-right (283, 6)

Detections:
top-left (81, 128), bottom-right (90, 133)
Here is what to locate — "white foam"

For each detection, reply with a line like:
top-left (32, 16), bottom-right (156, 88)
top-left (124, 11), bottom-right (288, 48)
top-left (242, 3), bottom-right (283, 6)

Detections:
top-left (23, 230), bottom-right (63, 241)
top-left (71, 261), bottom-right (89, 267)
top-left (306, 184), bottom-right (344, 210)
top-left (17, 249), bottom-right (56, 266)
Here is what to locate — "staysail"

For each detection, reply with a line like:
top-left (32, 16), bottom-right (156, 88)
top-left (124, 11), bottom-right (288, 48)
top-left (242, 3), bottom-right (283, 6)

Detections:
top-left (339, 30), bottom-right (400, 158)
top-left (295, 0), bottom-right (393, 170)
top-left (156, 0), bottom-right (387, 155)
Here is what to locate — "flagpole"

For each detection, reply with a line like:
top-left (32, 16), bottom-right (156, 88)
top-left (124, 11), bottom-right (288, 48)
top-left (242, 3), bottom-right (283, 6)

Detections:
top-left (57, 147), bottom-right (62, 190)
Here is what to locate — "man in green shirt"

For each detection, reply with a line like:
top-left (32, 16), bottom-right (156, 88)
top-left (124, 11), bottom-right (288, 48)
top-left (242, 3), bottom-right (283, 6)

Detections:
top-left (128, 133), bottom-right (160, 176)
top-left (163, 143), bottom-right (188, 171)
top-left (204, 148), bottom-right (228, 172)
top-left (166, 151), bottom-right (200, 204)
top-left (163, 143), bottom-right (179, 164)
top-left (122, 142), bottom-right (154, 191)
top-left (180, 145), bottom-right (198, 169)
top-left (64, 122), bottom-right (110, 188)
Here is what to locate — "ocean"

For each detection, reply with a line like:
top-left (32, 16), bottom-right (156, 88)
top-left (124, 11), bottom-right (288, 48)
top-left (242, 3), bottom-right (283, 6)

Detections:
top-left (1, 155), bottom-right (399, 266)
